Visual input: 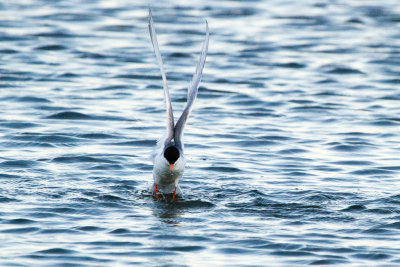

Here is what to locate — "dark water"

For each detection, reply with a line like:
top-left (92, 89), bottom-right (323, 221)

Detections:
top-left (1, 0), bottom-right (400, 266)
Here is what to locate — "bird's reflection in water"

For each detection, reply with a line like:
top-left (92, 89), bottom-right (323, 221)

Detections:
top-left (151, 195), bottom-right (186, 226)
top-left (151, 193), bottom-right (215, 226)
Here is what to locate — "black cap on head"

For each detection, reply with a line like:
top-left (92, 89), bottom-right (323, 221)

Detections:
top-left (164, 146), bottom-right (180, 164)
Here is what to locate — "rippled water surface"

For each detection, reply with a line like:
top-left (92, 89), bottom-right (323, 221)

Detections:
top-left (1, 0), bottom-right (400, 266)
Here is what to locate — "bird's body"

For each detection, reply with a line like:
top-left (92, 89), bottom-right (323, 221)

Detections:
top-left (152, 144), bottom-right (185, 194)
top-left (148, 9), bottom-right (209, 199)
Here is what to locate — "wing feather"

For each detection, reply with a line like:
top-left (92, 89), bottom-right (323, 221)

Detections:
top-left (174, 21), bottom-right (209, 149)
top-left (148, 8), bottom-right (174, 145)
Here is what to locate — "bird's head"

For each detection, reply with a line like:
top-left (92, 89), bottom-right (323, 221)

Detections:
top-left (163, 145), bottom-right (180, 172)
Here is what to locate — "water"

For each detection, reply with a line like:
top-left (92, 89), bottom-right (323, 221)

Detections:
top-left (1, 0), bottom-right (400, 265)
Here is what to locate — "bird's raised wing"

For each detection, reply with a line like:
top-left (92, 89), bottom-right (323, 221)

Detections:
top-left (148, 8), bottom-right (174, 145)
top-left (174, 21), bottom-right (209, 149)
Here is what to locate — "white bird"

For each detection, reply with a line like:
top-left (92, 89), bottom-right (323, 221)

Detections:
top-left (148, 9), bottom-right (209, 200)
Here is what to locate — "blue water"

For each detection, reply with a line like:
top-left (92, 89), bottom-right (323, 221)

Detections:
top-left (1, 0), bottom-right (400, 266)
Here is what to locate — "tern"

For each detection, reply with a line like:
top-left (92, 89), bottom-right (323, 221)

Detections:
top-left (148, 9), bottom-right (209, 199)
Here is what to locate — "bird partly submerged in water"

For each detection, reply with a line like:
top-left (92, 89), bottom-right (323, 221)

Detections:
top-left (148, 9), bottom-right (209, 200)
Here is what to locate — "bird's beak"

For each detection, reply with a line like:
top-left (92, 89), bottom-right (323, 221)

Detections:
top-left (170, 164), bottom-right (174, 171)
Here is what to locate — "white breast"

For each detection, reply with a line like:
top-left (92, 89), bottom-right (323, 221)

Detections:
top-left (152, 154), bottom-right (185, 193)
